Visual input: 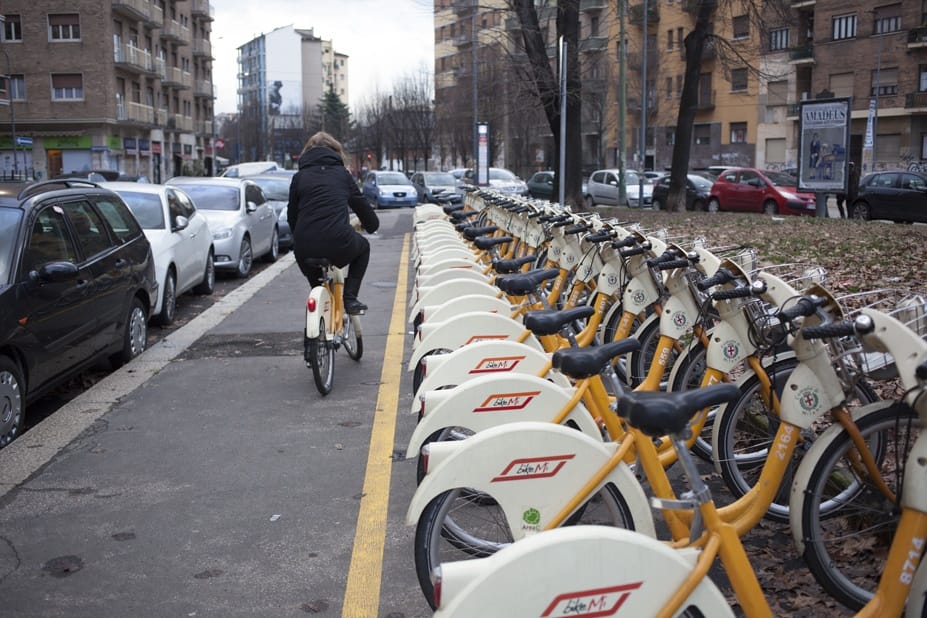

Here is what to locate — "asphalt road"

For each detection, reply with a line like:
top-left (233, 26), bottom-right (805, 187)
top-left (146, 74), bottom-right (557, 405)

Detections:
top-left (0, 207), bottom-right (430, 617)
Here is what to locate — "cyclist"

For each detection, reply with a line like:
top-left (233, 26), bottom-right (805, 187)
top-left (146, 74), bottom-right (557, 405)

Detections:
top-left (288, 131), bottom-right (379, 314)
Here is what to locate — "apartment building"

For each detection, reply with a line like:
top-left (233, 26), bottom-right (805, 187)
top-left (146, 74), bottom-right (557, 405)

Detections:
top-left (0, 0), bottom-right (216, 183)
top-left (236, 25), bottom-right (349, 165)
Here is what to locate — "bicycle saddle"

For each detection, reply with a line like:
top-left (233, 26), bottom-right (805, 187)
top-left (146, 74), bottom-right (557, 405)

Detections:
top-left (616, 384), bottom-right (741, 438)
top-left (301, 257), bottom-right (332, 268)
top-left (494, 267), bottom-right (559, 296)
top-left (473, 236), bottom-right (513, 251)
top-left (492, 255), bottom-right (537, 274)
top-left (442, 203), bottom-right (466, 215)
top-left (551, 339), bottom-right (641, 380)
top-left (462, 225), bottom-right (498, 240)
top-left (523, 306), bottom-right (596, 336)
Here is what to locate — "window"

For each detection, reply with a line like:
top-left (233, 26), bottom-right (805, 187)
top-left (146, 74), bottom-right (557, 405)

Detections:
top-left (51, 73), bottom-right (84, 100)
top-left (95, 197), bottom-right (143, 241)
top-left (874, 4), bottom-right (902, 34)
top-left (62, 202), bottom-right (113, 258)
top-left (730, 122), bottom-right (747, 143)
top-left (832, 14), bottom-right (856, 40)
top-left (667, 29), bottom-right (674, 50)
top-left (921, 66), bottom-right (927, 92)
top-left (48, 14), bottom-right (81, 41)
top-left (3, 14), bottom-right (22, 41)
top-left (676, 75), bottom-right (683, 97)
top-left (731, 68), bottom-right (748, 91)
top-left (871, 67), bottom-right (898, 96)
top-left (732, 15), bottom-right (749, 39)
top-left (665, 77), bottom-right (673, 98)
top-left (770, 28), bottom-right (789, 51)
top-left (590, 15), bottom-right (599, 37)
top-left (0, 74), bottom-right (25, 101)
top-left (666, 128), bottom-right (675, 146)
top-left (694, 124), bottom-right (711, 146)
top-left (677, 27), bottom-right (684, 47)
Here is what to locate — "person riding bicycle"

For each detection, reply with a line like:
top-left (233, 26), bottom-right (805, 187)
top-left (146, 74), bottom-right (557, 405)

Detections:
top-left (288, 131), bottom-right (379, 314)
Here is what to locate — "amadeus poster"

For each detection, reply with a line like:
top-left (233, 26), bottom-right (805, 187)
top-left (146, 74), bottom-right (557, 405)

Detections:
top-left (797, 98), bottom-right (851, 193)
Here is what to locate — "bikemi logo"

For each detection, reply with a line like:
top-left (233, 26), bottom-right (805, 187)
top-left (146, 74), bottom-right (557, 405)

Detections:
top-left (540, 582), bottom-right (643, 617)
top-left (491, 454), bottom-right (575, 482)
top-left (464, 334), bottom-right (510, 345)
top-left (468, 355), bottom-right (526, 374)
top-left (473, 391), bottom-right (542, 413)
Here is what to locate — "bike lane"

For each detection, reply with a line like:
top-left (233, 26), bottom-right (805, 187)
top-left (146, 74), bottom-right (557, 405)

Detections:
top-left (0, 209), bottom-right (430, 617)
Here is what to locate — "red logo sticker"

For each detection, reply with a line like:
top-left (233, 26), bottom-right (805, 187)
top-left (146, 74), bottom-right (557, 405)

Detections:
top-left (473, 391), bottom-right (541, 413)
top-left (541, 582), bottom-right (643, 617)
top-left (491, 454), bottom-right (575, 482)
top-left (464, 334), bottom-right (510, 345)
top-left (469, 355), bottom-right (526, 374)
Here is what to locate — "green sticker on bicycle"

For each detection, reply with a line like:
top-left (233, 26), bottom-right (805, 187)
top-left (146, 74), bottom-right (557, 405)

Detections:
top-left (522, 507), bottom-right (541, 526)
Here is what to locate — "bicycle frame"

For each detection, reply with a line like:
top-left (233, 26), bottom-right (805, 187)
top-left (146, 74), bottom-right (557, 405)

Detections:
top-left (305, 265), bottom-right (344, 340)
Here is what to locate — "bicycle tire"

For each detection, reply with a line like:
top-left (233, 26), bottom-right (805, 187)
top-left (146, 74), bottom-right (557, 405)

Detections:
top-left (413, 482), bottom-right (639, 610)
top-left (412, 348), bottom-right (451, 395)
top-left (415, 427), bottom-right (474, 484)
top-left (714, 359), bottom-right (879, 523)
top-left (308, 318), bottom-right (334, 396)
top-left (342, 313), bottom-right (363, 361)
top-left (792, 402), bottom-right (920, 610)
top-left (626, 315), bottom-right (662, 388)
top-left (667, 340), bottom-right (714, 461)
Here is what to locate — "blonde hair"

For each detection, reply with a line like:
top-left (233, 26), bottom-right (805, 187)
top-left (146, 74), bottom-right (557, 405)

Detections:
top-left (301, 131), bottom-right (344, 158)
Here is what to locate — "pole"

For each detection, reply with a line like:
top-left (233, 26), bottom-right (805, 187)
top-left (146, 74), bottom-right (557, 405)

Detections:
top-left (872, 28), bottom-right (883, 170)
top-left (1, 49), bottom-right (19, 179)
top-left (618, 0), bottom-right (626, 205)
top-left (638, 0), bottom-right (648, 208)
top-left (471, 1), bottom-right (478, 178)
top-left (558, 37), bottom-right (567, 206)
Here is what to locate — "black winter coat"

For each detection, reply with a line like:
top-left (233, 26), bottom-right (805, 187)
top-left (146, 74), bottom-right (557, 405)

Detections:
top-left (287, 146), bottom-right (379, 267)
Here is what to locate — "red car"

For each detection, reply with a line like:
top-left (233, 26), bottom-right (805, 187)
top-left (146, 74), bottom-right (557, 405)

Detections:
top-left (708, 168), bottom-right (816, 216)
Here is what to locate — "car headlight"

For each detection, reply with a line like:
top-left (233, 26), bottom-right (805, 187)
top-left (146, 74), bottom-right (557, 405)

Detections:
top-left (278, 210), bottom-right (287, 222)
top-left (212, 228), bottom-right (233, 240)
top-left (779, 191), bottom-right (797, 201)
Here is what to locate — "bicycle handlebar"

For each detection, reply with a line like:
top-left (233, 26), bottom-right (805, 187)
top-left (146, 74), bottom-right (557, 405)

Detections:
top-left (619, 240), bottom-right (652, 258)
top-left (801, 313), bottom-right (876, 340)
top-left (778, 295), bottom-right (827, 323)
top-left (656, 258), bottom-right (692, 270)
top-left (711, 279), bottom-right (766, 301)
top-left (584, 230), bottom-right (615, 243)
top-left (696, 268), bottom-right (735, 291)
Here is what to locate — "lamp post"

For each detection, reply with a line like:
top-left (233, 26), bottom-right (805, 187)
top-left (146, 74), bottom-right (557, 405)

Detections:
top-left (0, 49), bottom-right (19, 179)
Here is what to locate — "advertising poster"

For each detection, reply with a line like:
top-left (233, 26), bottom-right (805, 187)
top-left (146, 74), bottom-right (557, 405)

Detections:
top-left (264, 35), bottom-right (303, 116)
top-left (477, 123), bottom-right (489, 186)
top-left (797, 98), bottom-right (851, 193)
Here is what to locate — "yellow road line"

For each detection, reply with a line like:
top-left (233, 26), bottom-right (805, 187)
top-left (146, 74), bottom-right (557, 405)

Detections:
top-left (342, 233), bottom-right (410, 618)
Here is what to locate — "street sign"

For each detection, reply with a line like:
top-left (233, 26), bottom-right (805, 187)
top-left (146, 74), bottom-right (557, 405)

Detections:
top-left (214, 138), bottom-right (225, 149)
top-left (15, 136), bottom-right (32, 146)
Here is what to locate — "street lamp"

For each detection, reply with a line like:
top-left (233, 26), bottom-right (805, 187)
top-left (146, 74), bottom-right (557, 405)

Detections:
top-left (0, 48), bottom-right (19, 179)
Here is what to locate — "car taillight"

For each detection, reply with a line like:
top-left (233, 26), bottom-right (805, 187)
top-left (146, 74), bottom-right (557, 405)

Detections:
top-left (307, 297), bottom-right (316, 312)
top-left (431, 566), bottom-right (443, 608)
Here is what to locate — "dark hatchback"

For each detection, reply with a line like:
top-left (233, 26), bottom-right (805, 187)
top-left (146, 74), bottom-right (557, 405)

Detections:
top-left (651, 173), bottom-right (714, 211)
top-left (851, 171), bottom-right (927, 223)
top-left (0, 180), bottom-right (158, 448)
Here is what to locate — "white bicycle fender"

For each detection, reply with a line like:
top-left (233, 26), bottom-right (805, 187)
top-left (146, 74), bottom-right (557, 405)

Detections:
top-left (788, 400), bottom-right (895, 555)
top-left (407, 374), bottom-right (601, 457)
top-left (406, 421), bottom-right (656, 540)
top-left (418, 295), bottom-right (511, 328)
top-left (416, 268), bottom-right (489, 290)
top-left (408, 279), bottom-right (501, 324)
top-left (417, 258), bottom-right (481, 278)
top-left (435, 527), bottom-right (732, 617)
top-left (410, 312), bottom-right (542, 371)
top-left (304, 285), bottom-right (332, 339)
top-left (412, 340), bottom-right (568, 407)
top-left (415, 247), bottom-right (474, 268)
top-left (413, 204), bottom-right (447, 224)
top-left (907, 555), bottom-right (927, 618)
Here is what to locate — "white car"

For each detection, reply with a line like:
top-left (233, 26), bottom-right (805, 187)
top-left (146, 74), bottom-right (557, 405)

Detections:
top-left (461, 167), bottom-right (529, 195)
top-left (101, 182), bottom-right (215, 326)
top-left (167, 177), bottom-right (279, 278)
top-left (219, 161), bottom-right (281, 178)
top-left (584, 169), bottom-right (654, 208)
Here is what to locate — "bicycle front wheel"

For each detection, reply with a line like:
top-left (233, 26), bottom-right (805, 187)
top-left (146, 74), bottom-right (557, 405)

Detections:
top-left (308, 318), bottom-right (334, 395)
top-left (413, 483), bottom-right (639, 610)
top-left (792, 402), bottom-right (920, 611)
top-left (342, 313), bottom-right (363, 361)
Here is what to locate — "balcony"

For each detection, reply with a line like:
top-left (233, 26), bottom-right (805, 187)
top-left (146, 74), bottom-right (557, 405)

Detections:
top-left (162, 67), bottom-right (192, 89)
top-left (580, 37), bottom-right (608, 53)
top-left (696, 90), bottom-right (715, 110)
top-left (193, 79), bottom-right (214, 98)
top-left (114, 43), bottom-right (154, 74)
top-left (149, 4), bottom-right (163, 27)
top-left (190, 0), bottom-right (215, 21)
top-left (157, 108), bottom-right (168, 126)
top-left (629, 2), bottom-right (659, 25)
top-left (116, 101), bottom-right (155, 125)
top-left (628, 97), bottom-right (659, 115)
top-left (160, 20), bottom-right (189, 45)
top-left (787, 103), bottom-right (801, 117)
top-left (788, 45), bottom-right (814, 64)
top-left (112, 0), bottom-right (150, 23)
top-left (581, 0), bottom-right (607, 10)
top-left (198, 120), bottom-right (213, 136)
top-left (905, 92), bottom-right (927, 108)
top-left (909, 26), bottom-right (927, 49)
top-left (626, 51), bottom-right (658, 72)
top-left (193, 38), bottom-right (212, 58)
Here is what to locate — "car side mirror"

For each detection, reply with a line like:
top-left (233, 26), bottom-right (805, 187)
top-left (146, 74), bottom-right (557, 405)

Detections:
top-left (246, 201), bottom-right (258, 213)
top-left (608, 180), bottom-right (618, 187)
top-left (172, 215), bottom-right (189, 232)
top-left (31, 261), bottom-right (79, 283)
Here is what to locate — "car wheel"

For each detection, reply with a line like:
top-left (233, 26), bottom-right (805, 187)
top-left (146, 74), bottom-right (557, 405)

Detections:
top-left (690, 199), bottom-right (705, 212)
top-left (652, 197), bottom-right (663, 211)
top-left (156, 268), bottom-right (177, 327)
top-left (0, 356), bottom-right (25, 449)
top-left (851, 202), bottom-right (871, 221)
top-left (236, 235), bottom-right (253, 278)
top-left (193, 250), bottom-right (215, 295)
top-left (708, 197), bottom-right (720, 213)
top-left (584, 195), bottom-right (594, 209)
top-left (262, 228), bottom-right (279, 263)
top-left (112, 297), bottom-right (148, 367)
top-left (763, 200), bottom-right (779, 215)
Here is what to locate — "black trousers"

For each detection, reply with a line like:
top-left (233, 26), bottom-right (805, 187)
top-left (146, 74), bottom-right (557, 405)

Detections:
top-left (296, 231), bottom-right (370, 291)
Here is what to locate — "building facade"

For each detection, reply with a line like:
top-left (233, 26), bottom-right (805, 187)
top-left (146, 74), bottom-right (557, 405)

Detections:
top-left (236, 25), bottom-right (349, 165)
top-left (0, 0), bottom-right (216, 183)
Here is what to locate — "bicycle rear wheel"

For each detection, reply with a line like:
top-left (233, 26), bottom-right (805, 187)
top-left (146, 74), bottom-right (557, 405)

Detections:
top-left (342, 313), bottom-right (363, 361)
top-left (307, 318), bottom-right (334, 395)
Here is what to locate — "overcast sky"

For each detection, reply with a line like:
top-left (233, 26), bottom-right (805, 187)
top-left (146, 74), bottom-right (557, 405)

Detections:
top-left (210, 0), bottom-right (435, 115)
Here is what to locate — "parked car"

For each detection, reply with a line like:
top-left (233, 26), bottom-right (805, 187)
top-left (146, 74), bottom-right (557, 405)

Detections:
top-left (643, 170), bottom-right (669, 183)
top-left (449, 168), bottom-right (471, 187)
top-left (248, 171), bottom-right (296, 251)
top-left (584, 169), bottom-right (653, 208)
top-left (526, 171), bottom-right (555, 200)
top-left (166, 177), bottom-right (279, 277)
top-left (219, 161), bottom-right (281, 178)
top-left (410, 171), bottom-right (463, 204)
top-left (0, 180), bottom-right (159, 448)
top-left (708, 167), bottom-right (816, 216)
top-left (361, 171), bottom-right (419, 208)
top-left (101, 182), bottom-right (215, 326)
top-left (850, 171), bottom-right (927, 223)
top-left (651, 173), bottom-right (714, 212)
top-left (53, 170), bottom-right (121, 182)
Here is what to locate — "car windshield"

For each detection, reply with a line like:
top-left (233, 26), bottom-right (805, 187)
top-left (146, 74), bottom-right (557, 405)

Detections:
top-left (115, 191), bottom-right (165, 229)
top-left (424, 173), bottom-right (456, 185)
top-left (176, 185), bottom-right (241, 211)
top-left (765, 172), bottom-right (797, 187)
top-left (378, 173), bottom-right (410, 185)
top-left (0, 207), bottom-right (23, 283)
top-left (251, 178), bottom-right (290, 201)
top-left (489, 169), bottom-right (517, 181)
top-left (689, 175), bottom-right (714, 190)
top-left (625, 171), bottom-right (642, 184)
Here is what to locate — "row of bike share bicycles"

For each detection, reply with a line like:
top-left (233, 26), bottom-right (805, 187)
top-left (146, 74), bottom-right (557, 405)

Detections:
top-left (400, 187), bottom-right (927, 616)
